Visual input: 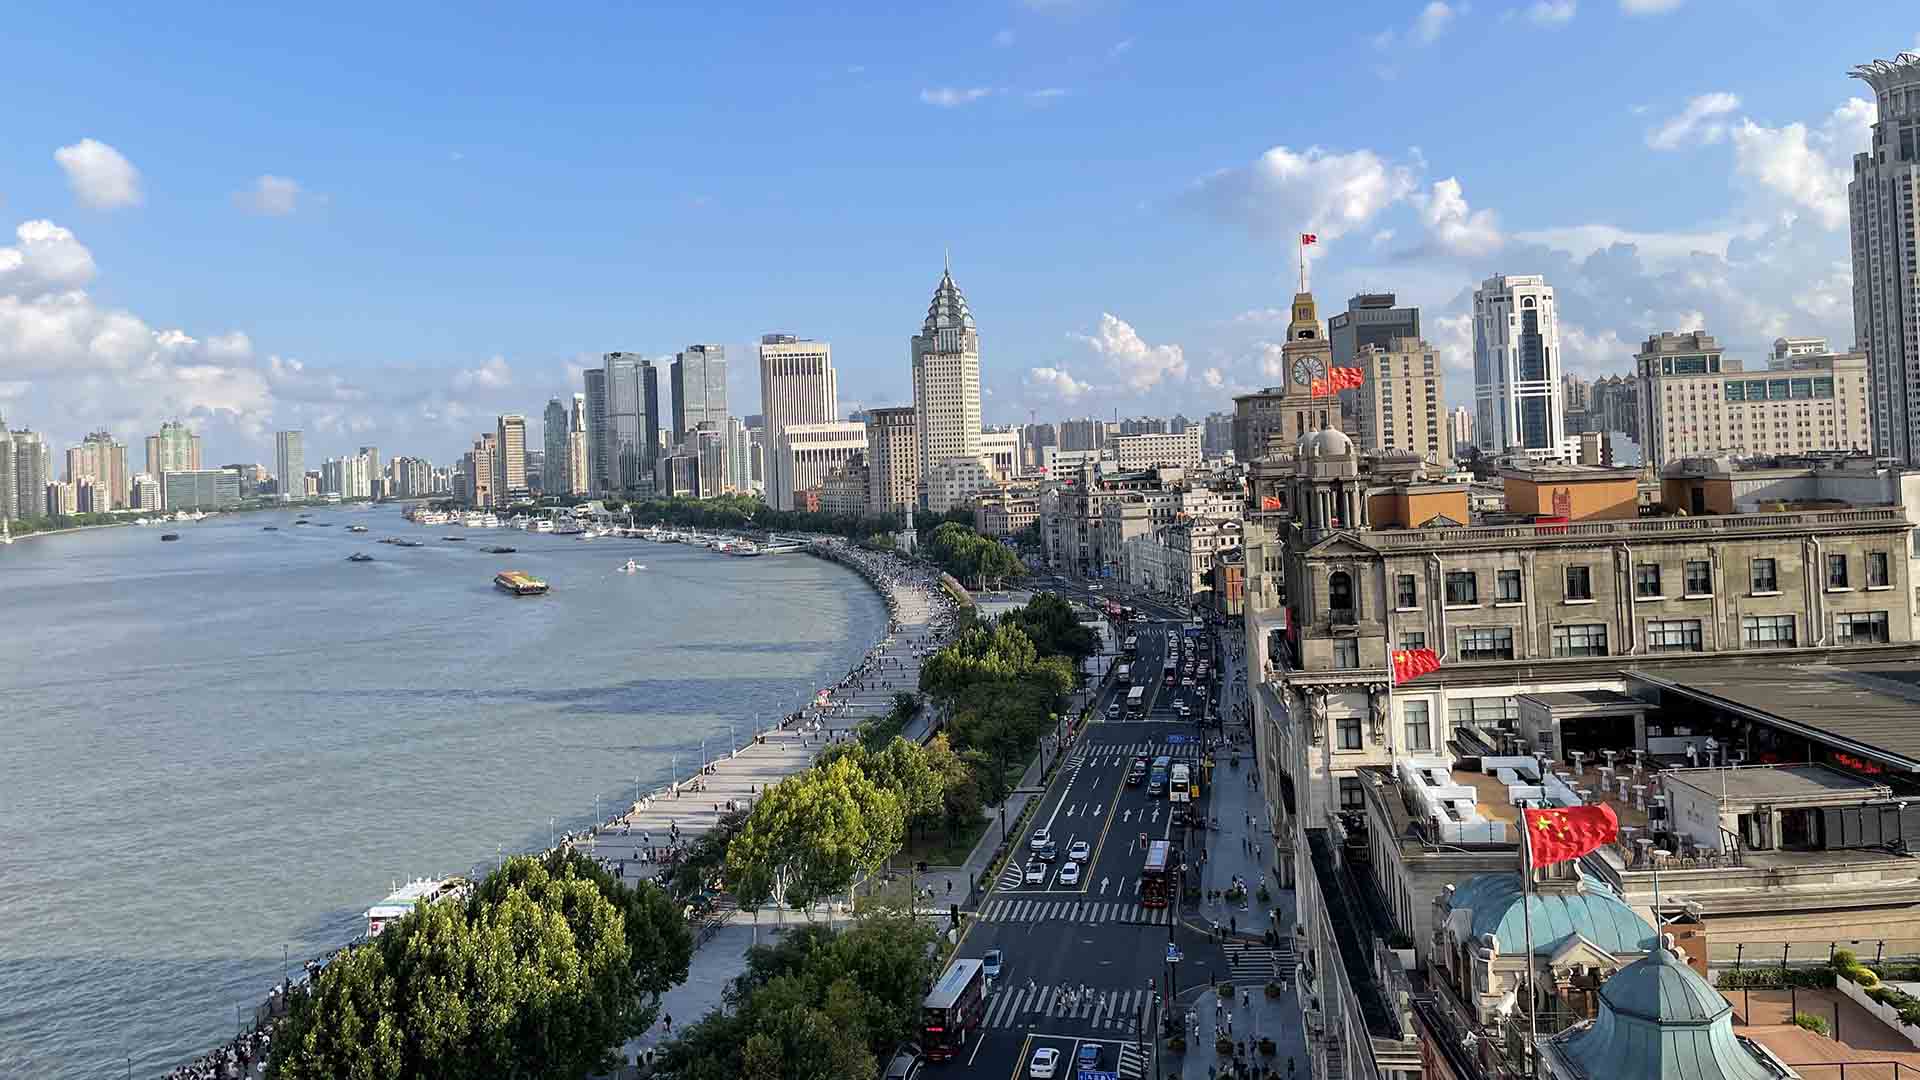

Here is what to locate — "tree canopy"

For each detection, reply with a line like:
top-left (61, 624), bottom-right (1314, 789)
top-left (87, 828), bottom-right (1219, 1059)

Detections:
top-left (924, 521), bottom-right (1024, 589)
top-left (723, 756), bottom-right (905, 913)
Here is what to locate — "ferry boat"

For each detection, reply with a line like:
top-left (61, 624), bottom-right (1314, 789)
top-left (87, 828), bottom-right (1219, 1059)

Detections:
top-left (494, 569), bottom-right (549, 596)
top-left (262, 525), bottom-right (279, 531)
top-left (484, 545), bottom-right (517, 554)
top-left (160, 533), bottom-right (181, 541)
top-left (530, 519), bottom-right (555, 533)
top-left (347, 552), bottom-right (374, 562)
top-left (348, 525), bottom-right (369, 533)
top-left (617, 559), bottom-right (642, 573)
top-left (365, 877), bottom-right (471, 938)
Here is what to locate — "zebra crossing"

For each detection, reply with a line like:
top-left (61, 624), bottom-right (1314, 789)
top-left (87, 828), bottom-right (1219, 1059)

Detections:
top-left (981, 984), bottom-right (1159, 1032)
top-left (975, 897), bottom-right (1172, 925)
top-left (1091, 741), bottom-right (1205, 759)
top-left (1223, 939), bottom-right (1290, 981)
top-left (1116, 1041), bottom-right (1149, 1079)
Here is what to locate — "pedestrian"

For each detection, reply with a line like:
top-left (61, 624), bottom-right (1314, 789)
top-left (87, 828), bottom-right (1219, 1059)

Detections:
top-left (663, 1013), bottom-right (672, 1033)
top-left (946, 879), bottom-right (952, 895)
top-left (1230, 916), bottom-right (1237, 936)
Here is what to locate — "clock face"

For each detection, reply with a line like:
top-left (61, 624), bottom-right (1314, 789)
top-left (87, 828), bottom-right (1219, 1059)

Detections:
top-left (1292, 357), bottom-right (1327, 387)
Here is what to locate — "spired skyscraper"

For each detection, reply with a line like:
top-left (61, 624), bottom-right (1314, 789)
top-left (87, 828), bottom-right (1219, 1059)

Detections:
top-left (1849, 51), bottom-right (1920, 464)
top-left (911, 259), bottom-right (982, 507)
top-left (1472, 273), bottom-right (1566, 461)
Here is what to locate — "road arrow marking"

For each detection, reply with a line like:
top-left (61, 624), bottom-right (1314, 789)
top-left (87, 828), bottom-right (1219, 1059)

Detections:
top-left (1122, 809), bottom-right (1133, 823)
top-left (1150, 806), bottom-right (1160, 823)
top-left (1134, 878), bottom-right (1142, 895)
top-left (1100, 876), bottom-right (1111, 895)
top-left (1067, 803), bottom-right (1079, 817)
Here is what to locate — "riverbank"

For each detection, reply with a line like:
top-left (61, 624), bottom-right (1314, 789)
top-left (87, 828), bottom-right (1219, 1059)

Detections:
top-left (7, 520), bottom-right (131, 542)
top-left (161, 542), bottom-right (957, 1080)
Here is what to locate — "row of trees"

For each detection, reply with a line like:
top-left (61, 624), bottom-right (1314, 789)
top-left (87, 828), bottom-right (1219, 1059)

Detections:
top-left (924, 520), bottom-right (1024, 589)
top-left (265, 851), bottom-right (692, 1080)
top-left (624, 494), bottom-right (904, 543)
top-left (4, 511), bottom-right (125, 536)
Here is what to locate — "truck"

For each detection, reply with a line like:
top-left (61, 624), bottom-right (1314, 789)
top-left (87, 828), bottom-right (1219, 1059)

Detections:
top-left (1126, 685), bottom-right (1146, 717)
top-left (1169, 763), bottom-right (1191, 804)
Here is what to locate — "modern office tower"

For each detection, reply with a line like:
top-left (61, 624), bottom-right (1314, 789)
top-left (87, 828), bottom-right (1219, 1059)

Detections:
top-left (912, 262), bottom-right (983, 499)
top-left (691, 423), bottom-right (729, 496)
top-left (276, 431), bottom-right (305, 501)
top-left (46, 480), bottom-right (76, 515)
top-left (1353, 337), bottom-right (1450, 467)
top-left (671, 344), bottom-right (727, 442)
top-left (542, 397), bottom-right (569, 496)
top-left (1057, 418), bottom-right (1109, 451)
top-left (1232, 291), bottom-right (1336, 461)
top-left (865, 406), bottom-right (918, 517)
top-left (593, 352), bottom-right (656, 495)
top-left (725, 416), bottom-right (750, 492)
top-left (1562, 373), bottom-right (1592, 414)
top-left (10, 427), bottom-right (47, 519)
top-left (0, 424), bottom-right (13, 521)
top-left (1201, 412), bottom-right (1234, 460)
top-left (1021, 422), bottom-right (1058, 469)
top-left (494, 414), bottom-right (528, 500)
top-left (568, 393), bottom-right (589, 495)
top-left (759, 334), bottom-right (839, 509)
top-left (67, 431), bottom-right (128, 509)
top-left (145, 421), bottom-right (201, 477)
top-left (1634, 330), bottom-right (1872, 471)
top-left (1328, 293), bottom-right (1421, 368)
top-left (583, 368), bottom-right (609, 493)
top-left (463, 433), bottom-right (496, 508)
top-left (162, 470), bottom-right (241, 511)
top-left (357, 446), bottom-right (381, 499)
top-left (1110, 430), bottom-right (1204, 470)
top-left (133, 473), bottom-right (161, 510)
top-left (1472, 273), bottom-right (1566, 460)
top-left (776, 422), bottom-right (868, 509)
top-left (1850, 53), bottom-right (1920, 463)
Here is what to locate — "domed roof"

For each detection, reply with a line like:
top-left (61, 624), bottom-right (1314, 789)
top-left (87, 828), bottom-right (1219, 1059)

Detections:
top-left (923, 267), bottom-right (975, 333)
top-left (1595, 941), bottom-right (1727, 1024)
top-left (1447, 872), bottom-right (1655, 956)
top-left (1296, 426), bottom-right (1354, 459)
top-left (1552, 944), bottom-right (1781, 1080)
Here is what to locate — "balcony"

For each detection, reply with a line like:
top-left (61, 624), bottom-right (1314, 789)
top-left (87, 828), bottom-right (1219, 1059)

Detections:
top-left (1368, 507), bottom-right (1903, 550)
top-left (1330, 607), bottom-right (1358, 627)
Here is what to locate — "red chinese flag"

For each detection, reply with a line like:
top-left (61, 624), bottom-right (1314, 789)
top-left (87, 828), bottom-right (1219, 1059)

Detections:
top-left (1391, 648), bottom-right (1441, 684)
top-left (1301, 232), bottom-right (1318, 246)
top-left (1311, 377), bottom-right (1333, 398)
top-left (1523, 804), bottom-right (1619, 866)
top-left (1334, 367), bottom-right (1365, 390)
top-left (1259, 495), bottom-right (1282, 511)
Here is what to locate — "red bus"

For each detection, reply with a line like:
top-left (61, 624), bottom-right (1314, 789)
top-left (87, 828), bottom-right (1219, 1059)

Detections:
top-left (1140, 839), bottom-right (1172, 908)
top-left (921, 957), bottom-right (987, 1060)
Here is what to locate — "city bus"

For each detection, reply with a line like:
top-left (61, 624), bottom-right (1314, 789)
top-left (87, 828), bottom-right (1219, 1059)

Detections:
top-left (1140, 839), bottom-right (1171, 908)
top-left (1123, 634), bottom-right (1139, 660)
top-left (1168, 763), bottom-right (1191, 805)
top-left (1117, 663), bottom-right (1132, 687)
top-left (921, 957), bottom-right (987, 1061)
top-left (1126, 685), bottom-right (1146, 717)
top-left (1147, 754), bottom-right (1170, 797)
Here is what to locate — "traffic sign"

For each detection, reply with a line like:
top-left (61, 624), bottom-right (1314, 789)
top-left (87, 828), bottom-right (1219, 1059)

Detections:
top-left (1166, 943), bottom-right (1183, 963)
top-left (1164, 734), bottom-right (1188, 745)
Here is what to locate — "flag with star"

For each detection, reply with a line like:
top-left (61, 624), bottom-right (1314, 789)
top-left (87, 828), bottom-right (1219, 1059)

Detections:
top-left (1522, 803), bottom-right (1619, 866)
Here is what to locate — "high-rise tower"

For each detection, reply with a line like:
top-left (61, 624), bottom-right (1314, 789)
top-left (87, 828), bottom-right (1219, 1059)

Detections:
top-left (911, 259), bottom-right (982, 506)
top-left (758, 334), bottom-right (838, 509)
top-left (494, 415), bottom-right (527, 499)
top-left (1849, 52), bottom-right (1920, 464)
top-left (542, 397), bottom-right (569, 496)
top-left (593, 353), bottom-right (658, 495)
top-left (275, 430), bottom-right (304, 502)
top-left (671, 344), bottom-right (727, 444)
top-left (1472, 273), bottom-right (1565, 460)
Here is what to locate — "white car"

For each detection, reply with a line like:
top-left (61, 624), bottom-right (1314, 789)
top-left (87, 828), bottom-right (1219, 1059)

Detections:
top-left (1059, 861), bottom-right (1081, 886)
top-left (1025, 860), bottom-right (1047, 885)
top-left (1030, 828), bottom-right (1050, 851)
top-left (1067, 840), bottom-right (1091, 862)
top-left (1029, 1047), bottom-right (1060, 1079)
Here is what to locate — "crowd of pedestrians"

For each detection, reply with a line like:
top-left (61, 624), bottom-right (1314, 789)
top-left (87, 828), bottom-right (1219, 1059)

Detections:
top-left (164, 1023), bottom-right (269, 1079)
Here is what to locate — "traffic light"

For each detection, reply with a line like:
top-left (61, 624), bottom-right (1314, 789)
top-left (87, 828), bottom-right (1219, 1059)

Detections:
top-left (949, 903), bottom-right (961, 929)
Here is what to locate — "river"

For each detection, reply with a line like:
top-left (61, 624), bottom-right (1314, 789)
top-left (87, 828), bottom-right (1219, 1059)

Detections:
top-left (0, 507), bottom-right (885, 1078)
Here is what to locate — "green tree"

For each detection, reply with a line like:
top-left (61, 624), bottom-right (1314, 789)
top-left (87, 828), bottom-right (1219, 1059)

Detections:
top-left (724, 757), bottom-right (905, 913)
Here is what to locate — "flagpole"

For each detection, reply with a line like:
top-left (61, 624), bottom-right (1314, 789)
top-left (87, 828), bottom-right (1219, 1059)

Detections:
top-left (1521, 809), bottom-right (1538, 1074)
top-left (1299, 236), bottom-right (1308, 293)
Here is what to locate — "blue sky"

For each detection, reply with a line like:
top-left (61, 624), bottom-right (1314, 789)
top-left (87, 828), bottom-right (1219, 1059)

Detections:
top-left (1, 1), bottom-right (1913, 465)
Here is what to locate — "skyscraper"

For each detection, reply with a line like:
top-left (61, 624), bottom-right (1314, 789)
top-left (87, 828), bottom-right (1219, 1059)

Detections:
top-left (145, 420), bottom-right (202, 477)
top-left (494, 415), bottom-right (527, 499)
top-left (671, 344), bottom-right (727, 443)
top-left (12, 427), bottom-right (48, 517)
top-left (582, 368), bottom-right (608, 493)
top-left (542, 397), bottom-right (570, 496)
top-left (1472, 273), bottom-right (1565, 460)
top-left (569, 393), bottom-right (589, 495)
top-left (0, 423), bottom-right (14, 521)
top-left (67, 431), bottom-right (128, 509)
top-left (1353, 337), bottom-right (1449, 467)
top-left (1849, 52), bottom-right (1920, 464)
top-left (866, 405), bottom-right (918, 518)
top-left (594, 353), bottom-right (657, 495)
top-left (759, 334), bottom-right (838, 509)
top-left (276, 430), bottom-right (304, 502)
top-left (911, 262), bottom-right (982, 503)
top-left (359, 446), bottom-right (380, 499)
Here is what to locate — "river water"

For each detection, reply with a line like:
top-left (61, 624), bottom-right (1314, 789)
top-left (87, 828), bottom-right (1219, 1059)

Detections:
top-left (0, 507), bottom-right (885, 1078)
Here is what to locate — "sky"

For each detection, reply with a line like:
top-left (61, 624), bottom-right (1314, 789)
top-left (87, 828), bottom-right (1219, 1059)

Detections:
top-left (1, 1), bottom-right (1915, 467)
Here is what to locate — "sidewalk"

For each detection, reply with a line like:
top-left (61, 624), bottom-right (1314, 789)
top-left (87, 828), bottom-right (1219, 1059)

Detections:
top-left (893, 728), bottom-right (1053, 908)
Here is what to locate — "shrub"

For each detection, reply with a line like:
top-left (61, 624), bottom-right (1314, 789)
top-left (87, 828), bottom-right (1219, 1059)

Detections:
top-left (1794, 1012), bottom-right (1831, 1035)
top-left (1715, 966), bottom-right (1837, 990)
top-left (1218, 982), bottom-right (1233, 997)
top-left (1833, 949), bottom-right (1859, 970)
top-left (1216, 1036), bottom-right (1235, 1055)
top-left (1265, 980), bottom-right (1283, 999)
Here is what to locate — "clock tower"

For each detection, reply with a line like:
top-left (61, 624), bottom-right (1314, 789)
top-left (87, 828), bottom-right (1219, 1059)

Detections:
top-left (1278, 290), bottom-right (1335, 443)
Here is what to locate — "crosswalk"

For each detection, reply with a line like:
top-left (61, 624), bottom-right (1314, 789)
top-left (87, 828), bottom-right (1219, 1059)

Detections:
top-left (1117, 1042), bottom-right (1149, 1079)
top-left (1222, 939), bottom-right (1291, 982)
top-left (982, 984), bottom-right (1159, 1032)
top-left (975, 898), bottom-right (1172, 925)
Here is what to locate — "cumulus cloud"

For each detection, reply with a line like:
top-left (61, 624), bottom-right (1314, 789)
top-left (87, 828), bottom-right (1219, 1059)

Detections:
top-left (453, 356), bottom-right (513, 391)
top-left (1527, 0), bottom-right (1576, 24)
top-left (1202, 367), bottom-right (1226, 388)
top-left (54, 139), bottom-right (143, 210)
top-left (1027, 366), bottom-right (1092, 401)
top-left (1619, 0), bottom-right (1680, 12)
top-left (1645, 92), bottom-right (1740, 149)
top-left (234, 175), bottom-right (304, 216)
top-left (0, 220), bottom-right (98, 292)
top-left (920, 87), bottom-right (995, 107)
top-left (1728, 98), bottom-right (1870, 230)
top-left (1411, 177), bottom-right (1502, 255)
top-left (1072, 313), bottom-right (1187, 391)
top-left (1514, 223), bottom-right (1757, 265)
top-left (1186, 145), bottom-right (1418, 243)
top-left (1376, 1), bottom-right (1461, 48)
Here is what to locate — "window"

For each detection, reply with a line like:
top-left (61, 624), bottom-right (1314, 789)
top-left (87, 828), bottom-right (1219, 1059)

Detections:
top-left (1403, 701), bottom-right (1432, 751)
top-left (1398, 630), bottom-right (1427, 651)
top-left (1751, 558), bottom-right (1778, 593)
top-left (1459, 626), bottom-right (1515, 661)
top-left (1333, 639), bottom-right (1360, 669)
top-left (1339, 777), bottom-right (1365, 810)
top-left (1646, 618), bottom-right (1703, 652)
top-left (1635, 563), bottom-right (1662, 598)
top-left (1828, 554), bottom-right (1850, 589)
top-left (1396, 574), bottom-right (1418, 609)
top-left (1565, 565), bottom-right (1593, 601)
top-left (1870, 551), bottom-right (1891, 588)
top-left (1685, 560), bottom-right (1711, 596)
top-left (1496, 569), bottom-right (1522, 603)
top-left (1337, 716), bottom-right (1363, 750)
top-left (1446, 696), bottom-right (1518, 732)
top-left (1742, 614), bottom-right (1797, 648)
top-left (1445, 571), bottom-right (1478, 605)
top-left (1330, 571), bottom-right (1354, 613)
top-left (1836, 611), bottom-right (1890, 644)
top-left (1551, 623), bottom-right (1609, 657)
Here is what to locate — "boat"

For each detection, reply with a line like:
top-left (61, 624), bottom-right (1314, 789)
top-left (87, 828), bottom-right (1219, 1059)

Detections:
top-left (378, 537), bottom-right (396, 544)
top-left (262, 525), bottom-right (279, 531)
top-left (348, 525), bottom-right (369, 533)
top-left (617, 559), bottom-right (643, 573)
top-left (366, 878), bottom-right (471, 938)
top-left (442, 536), bottom-right (467, 542)
top-left (348, 552), bottom-right (374, 562)
top-left (160, 533), bottom-right (181, 541)
top-left (394, 539), bottom-right (423, 548)
top-left (484, 545), bottom-right (517, 554)
top-left (494, 570), bottom-right (549, 596)
top-left (314, 522), bottom-right (334, 527)
top-left (530, 519), bottom-right (555, 533)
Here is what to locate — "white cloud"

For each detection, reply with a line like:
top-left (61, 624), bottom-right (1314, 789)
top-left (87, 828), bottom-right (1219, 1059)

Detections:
top-left (1414, 2), bottom-right (1459, 43)
top-left (234, 175), bottom-right (304, 216)
top-left (453, 356), bottom-right (513, 391)
top-left (1027, 88), bottom-right (1070, 102)
top-left (1072, 313), bottom-right (1186, 391)
top-left (920, 87), bottom-right (995, 107)
top-left (1727, 98), bottom-right (1868, 230)
top-left (1526, 0), bottom-right (1576, 24)
top-left (1186, 144), bottom-right (1418, 243)
top-left (1619, 0), bottom-right (1680, 12)
top-left (0, 220), bottom-right (98, 292)
top-left (1514, 223), bottom-right (1759, 265)
top-left (53, 139), bottom-right (143, 210)
top-left (1027, 366), bottom-right (1092, 401)
top-left (993, 28), bottom-right (1016, 47)
top-left (1202, 367), bottom-right (1225, 388)
top-left (1645, 92), bottom-right (1740, 150)
top-left (1411, 177), bottom-right (1502, 255)
top-left (1110, 38), bottom-right (1134, 58)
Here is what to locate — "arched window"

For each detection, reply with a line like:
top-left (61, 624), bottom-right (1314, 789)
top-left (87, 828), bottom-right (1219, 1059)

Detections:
top-left (1330, 571), bottom-right (1354, 620)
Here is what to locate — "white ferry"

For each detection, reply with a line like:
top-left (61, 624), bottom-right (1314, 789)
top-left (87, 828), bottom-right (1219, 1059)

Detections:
top-left (365, 877), bottom-right (470, 937)
top-left (530, 518), bottom-right (554, 533)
